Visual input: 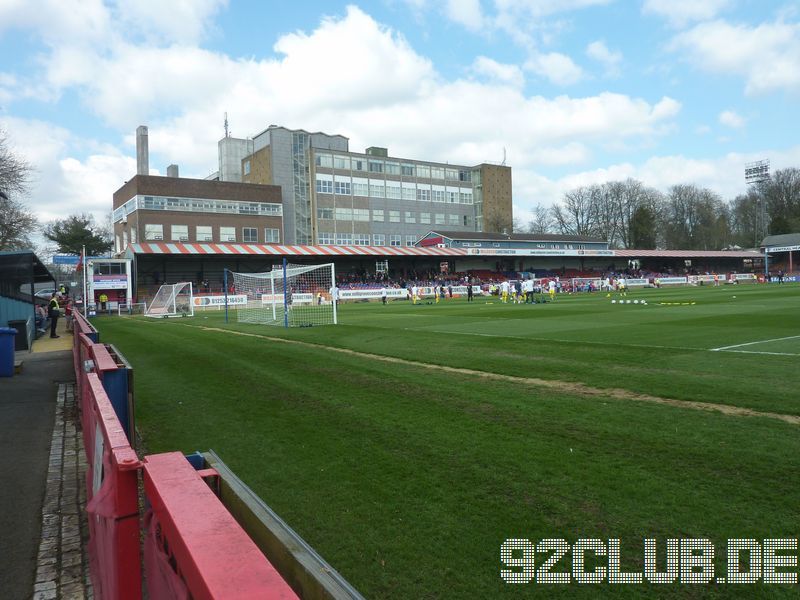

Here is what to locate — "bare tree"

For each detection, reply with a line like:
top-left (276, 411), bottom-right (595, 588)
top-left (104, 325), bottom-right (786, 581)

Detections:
top-left (760, 168), bottom-right (800, 235)
top-left (527, 203), bottom-right (554, 234)
top-left (552, 186), bottom-right (597, 236)
top-left (0, 130), bottom-right (37, 250)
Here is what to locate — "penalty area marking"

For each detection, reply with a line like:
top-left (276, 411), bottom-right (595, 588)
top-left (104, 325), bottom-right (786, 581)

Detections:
top-left (182, 323), bottom-right (800, 427)
top-left (710, 335), bottom-right (800, 352)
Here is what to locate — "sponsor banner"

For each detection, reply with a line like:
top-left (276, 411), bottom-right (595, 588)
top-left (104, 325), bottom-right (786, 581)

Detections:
top-left (466, 248), bottom-right (615, 257)
top-left (340, 289), bottom-right (407, 300)
top-left (193, 295), bottom-right (247, 307)
top-left (92, 274), bottom-right (128, 289)
top-left (625, 278), bottom-right (650, 287)
top-left (261, 293), bottom-right (314, 304)
top-left (766, 245), bottom-right (800, 252)
top-left (656, 277), bottom-right (688, 285)
top-left (731, 273), bottom-right (758, 281)
top-left (53, 253), bottom-right (80, 265)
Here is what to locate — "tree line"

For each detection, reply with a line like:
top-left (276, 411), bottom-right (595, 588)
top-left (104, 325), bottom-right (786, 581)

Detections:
top-left (515, 169), bottom-right (800, 250)
top-left (0, 130), bottom-right (112, 255)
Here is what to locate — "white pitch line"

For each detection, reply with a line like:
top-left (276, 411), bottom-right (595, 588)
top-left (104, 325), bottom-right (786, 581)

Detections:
top-left (710, 335), bottom-right (800, 352)
top-left (712, 350), bottom-right (800, 357)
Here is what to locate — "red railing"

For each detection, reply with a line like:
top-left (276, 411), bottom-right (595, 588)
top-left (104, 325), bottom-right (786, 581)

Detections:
top-left (71, 311), bottom-right (300, 599)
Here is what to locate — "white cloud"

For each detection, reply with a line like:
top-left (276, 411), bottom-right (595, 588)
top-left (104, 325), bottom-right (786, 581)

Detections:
top-left (494, 0), bottom-right (612, 18)
top-left (642, 0), bottom-right (731, 27)
top-left (524, 52), bottom-right (584, 85)
top-left (669, 19), bottom-right (800, 94)
top-left (718, 110), bottom-right (745, 129)
top-left (110, 0), bottom-right (227, 45)
top-left (471, 56), bottom-right (524, 87)
top-left (586, 40), bottom-right (622, 76)
top-left (445, 0), bottom-right (484, 31)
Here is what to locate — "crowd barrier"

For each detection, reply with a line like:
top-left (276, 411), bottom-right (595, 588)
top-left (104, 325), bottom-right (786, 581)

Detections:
top-left (70, 311), bottom-right (352, 599)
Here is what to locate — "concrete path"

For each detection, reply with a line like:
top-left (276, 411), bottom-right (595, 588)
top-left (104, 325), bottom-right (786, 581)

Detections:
top-left (0, 316), bottom-right (92, 600)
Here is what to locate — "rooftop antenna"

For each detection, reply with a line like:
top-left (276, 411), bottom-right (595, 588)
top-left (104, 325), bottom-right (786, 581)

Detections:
top-left (224, 112), bottom-right (229, 138)
top-left (501, 147), bottom-right (507, 166)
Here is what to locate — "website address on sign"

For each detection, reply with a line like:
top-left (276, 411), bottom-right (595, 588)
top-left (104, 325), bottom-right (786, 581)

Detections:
top-left (501, 538), bottom-right (798, 584)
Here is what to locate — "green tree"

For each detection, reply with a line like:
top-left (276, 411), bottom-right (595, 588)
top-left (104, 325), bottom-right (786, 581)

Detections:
top-left (629, 204), bottom-right (658, 249)
top-left (0, 130), bottom-right (37, 250)
top-left (43, 214), bottom-right (113, 256)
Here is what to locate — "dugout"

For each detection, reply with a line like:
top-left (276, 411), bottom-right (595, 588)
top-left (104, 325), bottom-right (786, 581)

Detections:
top-left (0, 250), bottom-right (56, 350)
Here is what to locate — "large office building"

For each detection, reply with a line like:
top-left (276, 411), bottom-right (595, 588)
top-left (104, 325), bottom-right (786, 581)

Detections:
top-left (220, 125), bottom-right (512, 246)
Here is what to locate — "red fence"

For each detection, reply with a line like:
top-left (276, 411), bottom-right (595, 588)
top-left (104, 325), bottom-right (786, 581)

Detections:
top-left (71, 312), bottom-right (299, 599)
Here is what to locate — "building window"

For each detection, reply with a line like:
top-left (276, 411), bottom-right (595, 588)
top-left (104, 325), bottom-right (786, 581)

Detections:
top-left (420, 212), bottom-right (431, 224)
top-left (368, 160), bottom-right (383, 173)
top-left (318, 232), bottom-right (334, 245)
top-left (171, 225), bottom-right (189, 242)
top-left (405, 235), bottom-right (416, 247)
top-left (243, 160), bottom-right (251, 176)
top-left (353, 208), bottom-right (370, 222)
top-left (353, 234), bottom-right (370, 246)
top-left (433, 190), bottom-right (446, 203)
top-left (401, 163), bottom-right (415, 176)
top-left (353, 181), bottom-right (369, 196)
top-left (435, 213), bottom-right (445, 225)
top-left (352, 158), bottom-right (366, 171)
top-left (334, 180), bottom-right (351, 195)
top-left (335, 233), bottom-right (352, 245)
top-left (372, 234), bottom-right (385, 246)
top-left (386, 184), bottom-right (402, 199)
top-left (459, 169), bottom-right (472, 182)
top-left (242, 227), bottom-right (258, 243)
top-left (196, 225), bottom-right (213, 242)
top-left (372, 209), bottom-right (384, 222)
top-left (335, 207), bottom-right (353, 221)
top-left (333, 155), bottom-right (350, 170)
top-left (460, 190), bottom-right (473, 204)
top-left (317, 207), bottom-right (334, 220)
top-left (130, 228), bottom-right (137, 243)
top-left (220, 226), bottom-right (236, 242)
top-left (265, 228), bottom-right (280, 243)
top-left (389, 234), bottom-right (401, 247)
top-left (122, 230), bottom-right (128, 249)
top-left (115, 235), bottom-right (121, 252)
top-left (389, 210), bottom-right (400, 223)
top-left (315, 153), bottom-right (333, 168)
top-left (144, 224), bottom-right (163, 241)
top-left (402, 186), bottom-right (416, 201)
top-left (405, 211), bottom-right (416, 223)
top-left (430, 167), bottom-right (444, 179)
top-left (417, 165), bottom-right (431, 179)
top-left (385, 161), bottom-right (401, 175)
top-left (448, 214), bottom-right (459, 226)
top-left (417, 188), bottom-right (431, 202)
top-left (316, 178), bottom-right (333, 194)
top-left (463, 215), bottom-right (471, 227)
top-left (369, 181), bottom-right (385, 198)
top-left (445, 168), bottom-right (459, 181)
top-left (447, 190), bottom-right (459, 204)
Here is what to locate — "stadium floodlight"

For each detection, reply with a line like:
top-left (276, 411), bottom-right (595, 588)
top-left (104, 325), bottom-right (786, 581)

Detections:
top-left (225, 260), bottom-right (337, 327)
top-left (145, 282), bottom-right (194, 318)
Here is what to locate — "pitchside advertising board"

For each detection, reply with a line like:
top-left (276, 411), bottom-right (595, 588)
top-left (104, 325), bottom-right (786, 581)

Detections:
top-left (466, 248), bottom-right (615, 257)
top-left (92, 274), bottom-right (128, 290)
top-left (193, 295), bottom-right (248, 307)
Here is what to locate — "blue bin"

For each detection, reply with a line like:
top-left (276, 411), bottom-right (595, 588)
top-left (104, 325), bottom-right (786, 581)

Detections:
top-left (0, 327), bottom-right (17, 377)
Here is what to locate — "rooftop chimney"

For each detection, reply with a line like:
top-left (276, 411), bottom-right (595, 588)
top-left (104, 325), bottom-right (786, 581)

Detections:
top-left (136, 126), bottom-right (149, 175)
top-left (166, 164), bottom-right (179, 178)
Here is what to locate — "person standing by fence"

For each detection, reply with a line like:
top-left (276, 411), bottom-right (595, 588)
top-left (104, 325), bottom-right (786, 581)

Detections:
top-left (48, 293), bottom-right (61, 338)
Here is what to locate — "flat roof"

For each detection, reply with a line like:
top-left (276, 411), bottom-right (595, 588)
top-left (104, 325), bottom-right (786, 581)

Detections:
top-left (424, 230), bottom-right (606, 244)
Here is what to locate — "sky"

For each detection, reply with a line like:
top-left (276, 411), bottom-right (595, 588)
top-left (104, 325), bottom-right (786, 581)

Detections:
top-left (1, 0), bottom-right (799, 229)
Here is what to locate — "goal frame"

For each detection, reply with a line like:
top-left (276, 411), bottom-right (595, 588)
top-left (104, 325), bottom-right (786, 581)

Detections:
top-left (144, 282), bottom-right (195, 318)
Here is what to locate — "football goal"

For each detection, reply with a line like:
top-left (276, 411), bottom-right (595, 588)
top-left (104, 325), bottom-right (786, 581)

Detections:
top-left (118, 302), bottom-right (148, 316)
top-left (227, 261), bottom-right (337, 327)
top-left (145, 282), bottom-right (194, 318)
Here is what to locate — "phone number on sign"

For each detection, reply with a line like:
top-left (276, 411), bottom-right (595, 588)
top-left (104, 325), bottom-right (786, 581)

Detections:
top-left (501, 538), bottom-right (798, 584)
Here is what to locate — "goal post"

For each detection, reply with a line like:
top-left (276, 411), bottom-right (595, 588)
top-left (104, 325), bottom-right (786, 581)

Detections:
top-left (226, 261), bottom-right (337, 327)
top-left (145, 282), bottom-right (194, 318)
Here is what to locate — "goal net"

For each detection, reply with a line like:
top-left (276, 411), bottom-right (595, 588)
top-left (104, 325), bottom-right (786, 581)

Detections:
top-left (145, 282), bottom-right (194, 318)
top-left (118, 302), bottom-right (147, 316)
top-left (229, 262), bottom-right (337, 327)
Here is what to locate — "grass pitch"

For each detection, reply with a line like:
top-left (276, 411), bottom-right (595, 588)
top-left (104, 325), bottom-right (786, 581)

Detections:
top-left (96, 283), bottom-right (800, 598)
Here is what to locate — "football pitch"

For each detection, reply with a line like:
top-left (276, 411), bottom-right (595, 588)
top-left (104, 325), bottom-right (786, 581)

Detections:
top-left (96, 283), bottom-right (800, 598)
